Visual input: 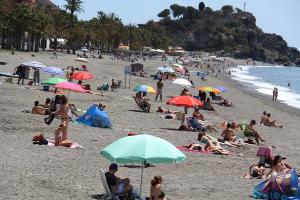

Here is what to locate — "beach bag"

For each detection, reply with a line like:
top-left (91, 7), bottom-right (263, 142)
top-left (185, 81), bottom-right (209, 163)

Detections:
top-left (44, 113), bottom-right (55, 125)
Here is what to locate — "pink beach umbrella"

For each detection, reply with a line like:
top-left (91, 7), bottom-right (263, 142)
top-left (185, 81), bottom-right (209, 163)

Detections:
top-left (54, 82), bottom-right (86, 98)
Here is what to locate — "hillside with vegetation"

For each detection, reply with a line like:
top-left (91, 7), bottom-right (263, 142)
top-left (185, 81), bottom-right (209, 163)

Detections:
top-left (152, 2), bottom-right (300, 65)
top-left (0, 0), bottom-right (299, 65)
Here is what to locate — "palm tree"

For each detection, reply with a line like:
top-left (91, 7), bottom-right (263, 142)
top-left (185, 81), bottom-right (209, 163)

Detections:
top-left (64, 0), bottom-right (83, 20)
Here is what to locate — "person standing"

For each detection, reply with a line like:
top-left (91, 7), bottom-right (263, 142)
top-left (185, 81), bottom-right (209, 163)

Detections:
top-left (272, 87), bottom-right (276, 101)
top-left (274, 88), bottom-right (278, 101)
top-left (155, 79), bottom-right (164, 102)
top-left (52, 95), bottom-right (69, 146)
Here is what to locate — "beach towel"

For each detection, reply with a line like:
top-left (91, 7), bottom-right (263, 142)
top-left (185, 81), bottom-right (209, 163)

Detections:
top-left (47, 140), bottom-right (83, 149)
top-left (177, 146), bottom-right (210, 154)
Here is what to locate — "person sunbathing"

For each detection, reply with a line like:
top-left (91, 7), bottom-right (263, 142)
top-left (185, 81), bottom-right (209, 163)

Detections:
top-left (156, 106), bottom-right (176, 114)
top-left (195, 132), bottom-right (229, 154)
top-left (221, 123), bottom-right (236, 142)
top-left (219, 99), bottom-right (233, 107)
top-left (244, 120), bottom-right (265, 145)
top-left (203, 98), bottom-right (215, 111)
top-left (192, 108), bottom-right (205, 121)
top-left (265, 155), bottom-right (292, 178)
top-left (32, 101), bottom-right (49, 115)
top-left (243, 163), bottom-right (266, 179)
top-left (263, 113), bottom-right (283, 128)
top-left (150, 175), bottom-right (167, 200)
top-left (178, 125), bottom-right (194, 131)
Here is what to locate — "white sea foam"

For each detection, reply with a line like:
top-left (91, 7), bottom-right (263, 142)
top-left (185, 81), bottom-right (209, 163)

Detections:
top-left (230, 65), bottom-right (300, 109)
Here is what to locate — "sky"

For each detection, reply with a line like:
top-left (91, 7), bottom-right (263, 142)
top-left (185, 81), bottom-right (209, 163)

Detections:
top-left (52, 0), bottom-right (300, 50)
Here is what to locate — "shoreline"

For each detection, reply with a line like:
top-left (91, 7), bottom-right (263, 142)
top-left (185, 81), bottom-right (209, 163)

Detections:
top-left (217, 70), bottom-right (300, 117)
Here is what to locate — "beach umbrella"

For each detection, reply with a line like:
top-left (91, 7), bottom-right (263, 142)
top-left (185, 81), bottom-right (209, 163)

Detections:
top-left (101, 134), bottom-right (186, 196)
top-left (173, 63), bottom-right (184, 69)
top-left (171, 78), bottom-right (192, 87)
top-left (71, 71), bottom-right (94, 80)
top-left (54, 82), bottom-right (86, 97)
top-left (42, 77), bottom-right (67, 85)
top-left (133, 85), bottom-right (156, 93)
top-left (157, 66), bottom-right (175, 73)
top-left (41, 66), bottom-right (64, 76)
top-left (166, 96), bottom-right (203, 108)
top-left (215, 86), bottom-right (228, 92)
top-left (22, 61), bottom-right (46, 69)
top-left (197, 86), bottom-right (221, 94)
top-left (74, 57), bottom-right (89, 63)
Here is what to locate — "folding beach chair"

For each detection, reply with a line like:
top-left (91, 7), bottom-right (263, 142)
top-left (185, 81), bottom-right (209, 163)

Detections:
top-left (99, 169), bottom-right (121, 200)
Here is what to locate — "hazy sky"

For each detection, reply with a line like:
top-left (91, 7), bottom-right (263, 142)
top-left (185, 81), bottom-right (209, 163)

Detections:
top-left (52, 0), bottom-right (300, 50)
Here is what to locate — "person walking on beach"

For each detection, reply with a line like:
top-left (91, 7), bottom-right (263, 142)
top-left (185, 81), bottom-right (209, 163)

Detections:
top-left (155, 79), bottom-right (164, 102)
top-left (272, 87), bottom-right (278, 101)
top-left (52, 95), bottom-right (69, 146)
top-left (288, 82), bottom-right (291, 87)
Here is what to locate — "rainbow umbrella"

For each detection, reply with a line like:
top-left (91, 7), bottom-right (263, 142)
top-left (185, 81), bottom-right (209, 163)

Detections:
top-left (197, 86), bottom-right (221, 94)
top-left (215, 86), bottom-right (228, 92)
top-left (133, 85), bottom-right (156, 93)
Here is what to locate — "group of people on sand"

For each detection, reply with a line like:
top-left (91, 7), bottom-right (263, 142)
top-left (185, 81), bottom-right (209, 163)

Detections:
top-left (260, 111), bottom-right (283, 128)
top-left (105, 163), bottom-right (167, 200)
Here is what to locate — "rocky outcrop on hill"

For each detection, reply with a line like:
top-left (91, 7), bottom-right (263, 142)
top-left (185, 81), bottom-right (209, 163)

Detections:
top-left (155, 4), bottom-right (300, 65)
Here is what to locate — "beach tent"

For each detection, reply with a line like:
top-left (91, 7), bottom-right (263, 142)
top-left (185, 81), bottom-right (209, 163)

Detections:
top-left (76, 105), bottom-right (112, 128)
top-left (252, 168), bottom-right (300, 199)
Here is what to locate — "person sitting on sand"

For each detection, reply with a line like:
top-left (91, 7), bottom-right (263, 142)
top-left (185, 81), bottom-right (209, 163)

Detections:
top-left (192, 108), bottom-right (205, 121)
top-left (111, 79), bottom-right (117, 92)
top-left (150, 175), bottom-right (167, 200)
top-left (187, 117), bottom-right (217, 132)
top-left (134, 92), bottom-right (151, 112)
top-left (244, 120), bottom-right (265, 145)
top-left (259, 111), bottom-right (268, 125)
top-left (105, 163), bottom-right (133, 199)
top-left (265, 155), bottom-right (292, 178)
top-left (32, 101), bottom-right (50, 115)
top-left (263, 113), bottom-right (283, 128)
top-left (203, 98), bottom-right (215, 111)
top-left (78, 80), bottom-right (91, 91)
top-left (210, 92), bottom-right (223, 101)
top-left (52, 95), bottom-right (69, 146)
top-left (98, 103), bottom-right (107, 111)
top-left (221, 123), bottom-right (237, 142)
top-left (180, 88), bottom-right (192, 96)
top-left (243, 163), bottom-right (266, 179)
top-left (43, 98), bottom-right (51, 108)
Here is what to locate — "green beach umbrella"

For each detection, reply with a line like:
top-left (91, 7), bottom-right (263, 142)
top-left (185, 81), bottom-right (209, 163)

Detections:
top-left (101, 134), bottom-right (186, 196)
top-left (42, 77), bottom-right (67, 85)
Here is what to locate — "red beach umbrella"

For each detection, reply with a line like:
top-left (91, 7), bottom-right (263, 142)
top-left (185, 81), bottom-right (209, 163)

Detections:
top-left (54, 82), bottom-right (86, 97)
top-left (71, 71), bottom-right (94, 80)
top-left (166, 96), bottom-right (203, 108)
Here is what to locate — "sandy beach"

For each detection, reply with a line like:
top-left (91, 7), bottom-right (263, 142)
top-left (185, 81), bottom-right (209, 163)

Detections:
top-left (0, 50), bottom-right (299, 200)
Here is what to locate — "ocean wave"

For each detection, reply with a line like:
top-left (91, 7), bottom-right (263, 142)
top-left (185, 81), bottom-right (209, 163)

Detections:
top-left (230, 66), bottom-right (300, 109)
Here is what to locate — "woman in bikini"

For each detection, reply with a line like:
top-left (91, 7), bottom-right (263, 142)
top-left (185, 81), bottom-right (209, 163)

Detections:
top-left (52, 95), bottom-right (70, 146)
top-left (150, 175), bottom-right (167, 200)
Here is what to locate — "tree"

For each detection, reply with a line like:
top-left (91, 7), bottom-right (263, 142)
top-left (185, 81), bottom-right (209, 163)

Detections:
top-left (157, 9), bottom-right (170, 19)
top-left (170, 4), bottom-right (186, 19)
top-left (64, 0), bottom-right (83, 19)
top-left (183, 6), bottom-right (198, 21)
top-left (221, 5), bottom-right (234, 15)
top-left (199, 2), bottom-right (205, 12)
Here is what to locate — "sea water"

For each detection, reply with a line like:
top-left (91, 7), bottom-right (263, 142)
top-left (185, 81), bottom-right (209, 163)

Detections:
top-left (230, 65), bottom-right (300, 109)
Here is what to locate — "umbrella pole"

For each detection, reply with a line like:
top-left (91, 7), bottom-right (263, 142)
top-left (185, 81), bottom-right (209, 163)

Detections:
top-left (67, 90), bottom-right (70, 99)
top-left (139, 162), bottom-right (144, 197)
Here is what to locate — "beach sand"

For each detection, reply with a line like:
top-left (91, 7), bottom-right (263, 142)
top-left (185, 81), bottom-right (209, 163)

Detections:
top-left (0, 51), bottom-right (299, 200)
